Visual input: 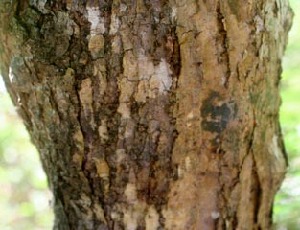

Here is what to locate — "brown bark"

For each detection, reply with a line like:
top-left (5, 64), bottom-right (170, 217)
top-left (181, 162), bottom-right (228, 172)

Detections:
top-left (0, 0), bottom-right (293, 229)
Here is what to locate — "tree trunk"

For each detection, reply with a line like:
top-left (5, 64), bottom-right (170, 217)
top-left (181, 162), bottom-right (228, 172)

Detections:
top-left (0, 0), bottom-right (293, 229)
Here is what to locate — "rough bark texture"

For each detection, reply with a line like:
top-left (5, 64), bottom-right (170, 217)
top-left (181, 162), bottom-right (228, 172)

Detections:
top-left (0, 0), bottom-right (293, 229)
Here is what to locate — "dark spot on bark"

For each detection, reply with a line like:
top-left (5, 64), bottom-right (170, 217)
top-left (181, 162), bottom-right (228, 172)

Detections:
top-left (201, 91), bottom-right (220, 116)
top-left (202, 121), bottom-right (223, 133)
top-left (219, 103), bottom-right (232, 126)
top-left (201, 91), bottom-right (237, 134)
top-left (201, 91), bottom-right (238, 152)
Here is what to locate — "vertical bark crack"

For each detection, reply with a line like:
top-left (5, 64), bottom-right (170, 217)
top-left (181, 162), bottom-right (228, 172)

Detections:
top-left (217, 1), bottom-right (231, 88)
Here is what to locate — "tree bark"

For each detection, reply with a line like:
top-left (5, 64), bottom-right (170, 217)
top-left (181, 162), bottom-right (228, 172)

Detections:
top-left (0, 0), bottom-right (293, 229)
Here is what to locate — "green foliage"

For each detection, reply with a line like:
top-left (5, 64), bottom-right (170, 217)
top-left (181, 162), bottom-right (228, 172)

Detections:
top-left (274, 0), bottom-right (300, 229)
top-left (0, 91), bottom-right (53, 229)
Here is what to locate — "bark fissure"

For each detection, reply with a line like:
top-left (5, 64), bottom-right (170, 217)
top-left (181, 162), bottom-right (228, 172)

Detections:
top-left (217, 1), bottom-right (231, 87)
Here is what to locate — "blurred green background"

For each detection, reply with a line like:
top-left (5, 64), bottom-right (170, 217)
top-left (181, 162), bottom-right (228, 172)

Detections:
top-left (273, 0), bottom-right (300, 229)
top-left (0, 1), bottom-right (299, 229)
top-left (0, 90), bottom-right (54, 229)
